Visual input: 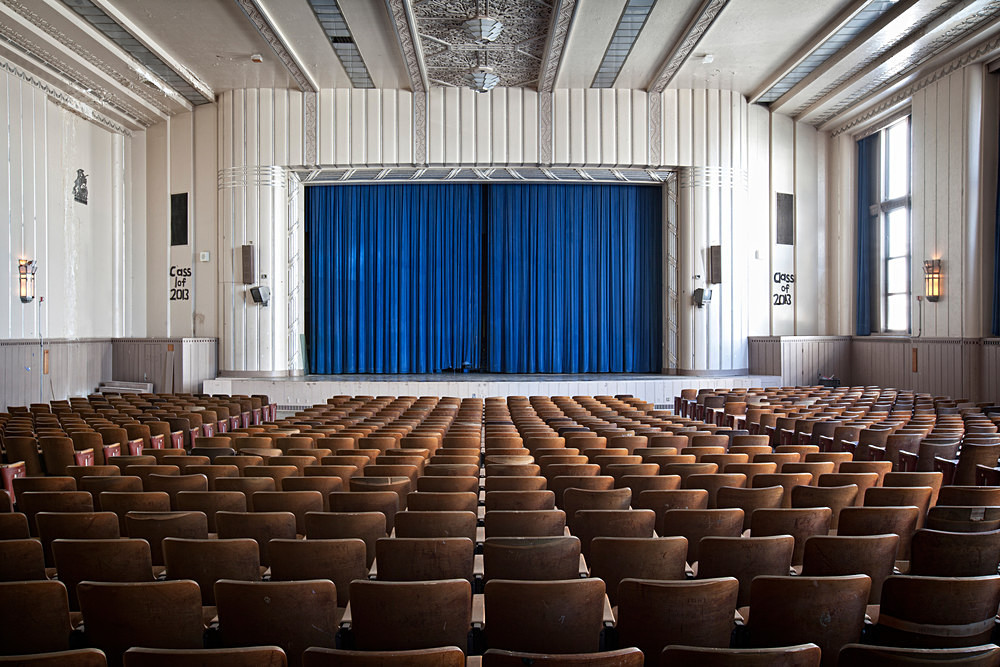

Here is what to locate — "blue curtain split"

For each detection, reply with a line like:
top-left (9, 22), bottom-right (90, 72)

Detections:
top-left (307, 183), bottom-right (662, 374)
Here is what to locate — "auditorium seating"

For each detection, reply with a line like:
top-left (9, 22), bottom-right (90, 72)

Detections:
top-left (3, 387), bottom-right (1000, 664)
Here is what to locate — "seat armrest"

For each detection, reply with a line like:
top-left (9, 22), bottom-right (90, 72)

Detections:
top-left (472, 593), bottom-right (485, 628)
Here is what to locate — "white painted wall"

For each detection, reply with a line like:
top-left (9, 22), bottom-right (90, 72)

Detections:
top-left (825, 63), bottom-right (997, 341)
top-left (0, 62), bottom-right (144, 343)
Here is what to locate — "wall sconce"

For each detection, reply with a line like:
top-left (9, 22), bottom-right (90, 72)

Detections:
top-left (692, 287), bottom-right (712, 308)
top-left (923, 259), bottom-right (941, 302)
top-left (17, 259), bottom-right (37, 303)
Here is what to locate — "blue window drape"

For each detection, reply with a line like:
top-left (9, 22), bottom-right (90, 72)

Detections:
top-left (856, 134), bottom-right (880, 336)
top-left (485, 184), bottom-right (662, 373)
top-left (306, 184), bottom-right (482, 373)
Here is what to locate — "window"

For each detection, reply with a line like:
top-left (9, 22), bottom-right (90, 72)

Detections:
top-left (871, 116), bottom-right (910, 333)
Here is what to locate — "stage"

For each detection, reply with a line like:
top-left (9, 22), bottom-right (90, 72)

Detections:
top-left (203, 373), bottom-right (782, 412)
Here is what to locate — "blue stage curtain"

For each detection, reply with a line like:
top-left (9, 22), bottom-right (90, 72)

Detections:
top-left (994, 127), bottom-right (1000, 336)
top-left (485, 183), bottom-right (662, 373)
top-left (856, 134), bottom-right (880, 336)
top-left (306, 184), bottom-right (482, 373)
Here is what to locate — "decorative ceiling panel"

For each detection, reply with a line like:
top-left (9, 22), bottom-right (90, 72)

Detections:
top-left (413, 0), bottom-right (553, 89)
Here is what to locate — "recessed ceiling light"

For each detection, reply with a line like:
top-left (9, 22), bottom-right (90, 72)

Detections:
top-left (699, 54), bottom-right (714, 64)
top-left (250, 53), bottom-right (263, 63)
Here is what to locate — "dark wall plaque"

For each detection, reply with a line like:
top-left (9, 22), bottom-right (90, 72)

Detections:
top-left (171, 193), bottom-right (188, 246)
top-left (776, 192), bottom-right (794, 245)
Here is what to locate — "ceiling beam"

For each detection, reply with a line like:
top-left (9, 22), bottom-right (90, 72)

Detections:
top-left (234, 0), bottom-right (317, 92)
top-left (647, 0), bottom-right (729, 94)
top-left (798, 0), bottom-right (1000, 124)
top-left (384, 0), bottom-right (426, 93)
top-left (537, 0), bottom-right (577, 93)
top-left (748, 0), bottom-right (871, 105)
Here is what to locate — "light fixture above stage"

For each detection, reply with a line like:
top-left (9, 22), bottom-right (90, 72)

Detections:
top-left (464, 16), bottom-right (503, 42)
top-left (466, 66), bottom-right (500, 93)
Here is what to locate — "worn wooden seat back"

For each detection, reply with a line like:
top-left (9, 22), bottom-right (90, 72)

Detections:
top-left (303, 511), bottom-right (386, 567)
top-left (328, 491), bottom-right (400, 533)
top-left (617, 577), bottom-right (739, 656)
top-left (125, 511), bottom-right (209, 565)
top-left (660, 508), bottom-right (744, 563)
top-left (349, 579), bottom-right (472, 652)
top-left (482, 536), bottom-right (581, 583)
top-left (36, 511), bottom-right (119, 566)
top-left (572, 509), bottom-right (656, 558)
top-left (483, 509), bottom-right (566, 538)
top-left (697, 536), bottom-right (794, 607)
top-left (661, 644), bottom-right (821, 667)
top-left (215, 511), bottom-right (296, 565)
top-left (0, 580), bottom-right (73, 654)
top-left (749, 574), bottom-right (870, 667)
top-left (162, 537), bottom-right (261, 605)
top-left (589, 536), bottom-right (688, 606)
top-left (838, 506), bottom-right (920, 560)
top-left (876, 575), bottom-right (1000, 648)
top-left (800, 534), bottom-right (898, 605)
top-left (750, 507), bottom-right (833, 566)
top-left (0, 538), bottom-right (46, 581)
top-left (215, 579), bottom-right (341, 664)
top-left (393, 510), bottom-right (477, 541)
top-left (52, 537), bottom-right (155, 609)
top-left (790, 484), bottom-right (858, 530)
top-left (837, 643), bottom-right (1000, 666)
top-left (123, 646), bottom-right (287, 667)
top-left (268, 538), bottom-right (366, 607)
top-left (302, 647), bottom-right (464, 667)
top-left (483, 578), bottom-right (604, 654)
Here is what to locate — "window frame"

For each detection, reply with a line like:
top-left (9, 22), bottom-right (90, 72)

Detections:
top-left (871, 115), bottom-right (912, 334)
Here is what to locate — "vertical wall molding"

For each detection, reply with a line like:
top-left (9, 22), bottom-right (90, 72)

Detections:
top-left (414, 92), bottom-right (427, 165)
top-left (304, 91), bottom-right (318, 165)
top-left (649, 92), bottom-right (662, 166)
top-left (539, 92), bottom-right (552, 165)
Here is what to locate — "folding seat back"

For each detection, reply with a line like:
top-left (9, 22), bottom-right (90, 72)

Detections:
top-left (837, 644), bottom-right (1000, 666)
top-left (634, 489), bottom-right (709, 534)
top-left (214, 477), bottom-right (275, 511)
top-left (162, 537), bottom-right (261, 605)
top-left (328, 491), bottom-right (399, 533)
top-left (350, 579), bottom-right (472, 652)
top-left (684, 473), bottom-right (747, 509)
top-left (80, 476), bottom-right (143, 508)
top-left (563, 488), bottom-right (631, 529)
top-left (749, 575), bottom-right (870, 667)
top-left (145, 474), bottom-right (209, 510)
top-left (660, 508), bottom-right (744, 563)
top-left (751, 474), bottom-right (814, 507)
top-left (588, 536), bottom-right (687, 606)
top-left (268, 538), bottom-right (366, 607)
top-left (174, 491), bottom-right (247, 532)
top-left (302, 646), bottom-right (466, 667)
top-left (876, 575), bottom-right (1000, 648)
top-left (617, 577), bottom-right (738, 656)
top-left (36, 511), bottom-right (119, 566)
top-left (483, 578), bottom-right (604, 654)
top-left (393, 510), bottom-right (477, 541)
top-left (572, 509), bottom-right (655, 558)
top-left (482, 536), bottom-right (581, 583)
top-left (864, 486), bottom-right (933, 528)
top-left (483, 476), bottom-right (545, 492)
top-left (483, 509), bottom-right (566, 538)
top-left (375, 537), bottom-right (474, 583)
top-left (0, 580), bottom-right (73, 654)
top-left (548, 476), bottom-right (614, 507)
top-left (251, 491), bottom-right (323, 535)
top-left (909, 528), bottom-right (1000, 577)
top-left (5, 436), bottom-right (43, 476)
top-left (750, 507), bottom-right (833, 565)
top-left (78, 580), bottom-right (204, 666)
top-left (303, 512), bottom-right (386, 567)
top-left (0, 538), bottom-right (46, 581)
top-left (485, 490), bottom-right (555, 512)
top-left (790, 484), bottom-right (858, 530)
top-left (215, 511), bottom-right (296, 565)
top-left (697, 536), bottom-right (794, 607)
top-left (52, 538), bottom-right (154, 609)
top-left (838, 506), bottom-right (920, 560)
top-left (0, 506), bottom-right (30, 537)
top-left (98, 491), bottom-right (171, 533)
top-left (937, 485), bottom-right (1000, 507)
top-left (801, 534), bottom-right (900, 605)
top-left (18, 491), bottom-right (93, 536)
top-left (817, 473), bottom-right (878, 506)
top-left (660, 644), bottom-right (821, 666)
top-left (404, 491), bottom-right (478, 513)
top-left (121, 647), bottom-right (286, 666)
top-left (125, 511), bottom-right (209, 566)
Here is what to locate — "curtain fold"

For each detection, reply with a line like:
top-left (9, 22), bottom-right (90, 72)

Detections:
top-left (994, 126), bottom-right (1000, 335)
top-left (307, 184), bottom-right (482, 373)
top-left (856, 134), bottom-right (880, 336)
top-left (485, 183), bottom-right (662, 373)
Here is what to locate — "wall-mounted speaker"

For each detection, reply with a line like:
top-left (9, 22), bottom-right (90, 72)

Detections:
top-left (708, 245), bottom-right (722, 284)
top-left (241, 245), bottom-right (255, 284)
